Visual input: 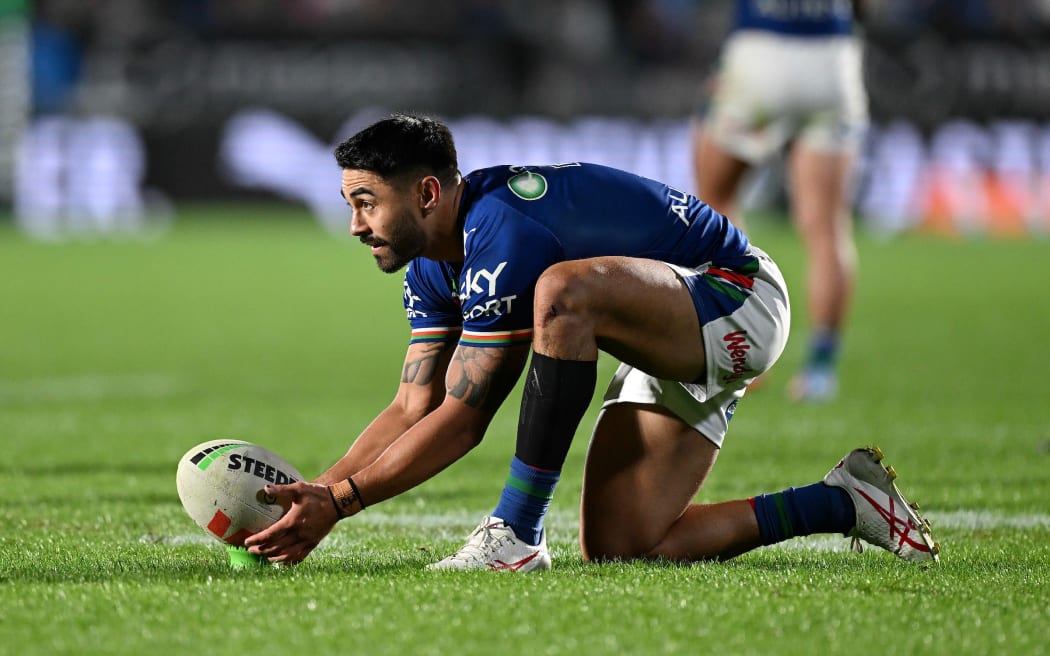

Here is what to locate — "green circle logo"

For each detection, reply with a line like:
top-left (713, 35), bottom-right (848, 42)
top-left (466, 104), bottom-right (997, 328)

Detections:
top-left (508, 171), bottom-right (548, 201)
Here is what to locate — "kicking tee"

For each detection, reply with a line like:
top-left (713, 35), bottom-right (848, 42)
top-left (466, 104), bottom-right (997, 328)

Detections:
top-left (402, 163), bottom-right (751, 347)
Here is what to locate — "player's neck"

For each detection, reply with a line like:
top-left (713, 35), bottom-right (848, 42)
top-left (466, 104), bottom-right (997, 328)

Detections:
top-left (424, 177), bottom-right (467, 263)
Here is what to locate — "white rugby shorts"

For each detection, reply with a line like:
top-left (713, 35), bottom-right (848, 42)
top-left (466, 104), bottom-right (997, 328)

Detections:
top-left (601, 247), bottom-right (790, 447)
top-left (702, 29), bottom-right (868, 163)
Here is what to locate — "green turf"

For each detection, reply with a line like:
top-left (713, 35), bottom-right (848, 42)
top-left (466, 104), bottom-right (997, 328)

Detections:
top-left (1, 206), bottom-right (1048, 655)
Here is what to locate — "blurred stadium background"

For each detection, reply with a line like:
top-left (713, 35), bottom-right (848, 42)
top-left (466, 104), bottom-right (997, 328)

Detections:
top-left (6, 0), bottom-right (1050, 239)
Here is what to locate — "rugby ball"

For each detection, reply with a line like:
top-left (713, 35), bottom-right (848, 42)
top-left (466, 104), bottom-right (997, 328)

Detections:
top-left (176, 439), bottom-right (304, 546)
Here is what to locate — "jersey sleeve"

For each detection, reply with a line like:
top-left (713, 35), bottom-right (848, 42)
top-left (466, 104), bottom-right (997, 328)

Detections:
top-left (403, 260), bottom-right (462, 345)
top-left (458, 200), bottom-right (564, 348)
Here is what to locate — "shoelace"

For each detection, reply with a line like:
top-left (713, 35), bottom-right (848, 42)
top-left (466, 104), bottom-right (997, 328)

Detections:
top-left (448, 523), bottom-right (509, 563)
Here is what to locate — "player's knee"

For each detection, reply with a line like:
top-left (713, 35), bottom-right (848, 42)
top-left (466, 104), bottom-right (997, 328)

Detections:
top-left (580, 522), bottom-right (650, 562)
top-left (581, 539), bottom-right (646, 563)
top-left (533, 261), bottom-right (595, 329)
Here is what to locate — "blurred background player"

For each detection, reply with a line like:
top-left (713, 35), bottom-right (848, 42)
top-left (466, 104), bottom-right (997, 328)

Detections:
top-left (692, 0), bottom-right (868, 402)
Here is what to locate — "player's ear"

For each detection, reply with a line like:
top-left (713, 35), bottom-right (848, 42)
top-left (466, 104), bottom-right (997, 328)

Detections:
top-left (419, 176), bottom-right (441, 213)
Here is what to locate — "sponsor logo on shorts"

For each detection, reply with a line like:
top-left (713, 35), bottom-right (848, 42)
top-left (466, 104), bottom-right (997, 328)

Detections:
top-left (721, 330), bottom-right (755, 385)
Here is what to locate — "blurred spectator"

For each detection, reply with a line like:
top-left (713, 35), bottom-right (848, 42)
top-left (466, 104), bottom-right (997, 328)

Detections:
top-left (13, 0), bottom-right (1050, 236)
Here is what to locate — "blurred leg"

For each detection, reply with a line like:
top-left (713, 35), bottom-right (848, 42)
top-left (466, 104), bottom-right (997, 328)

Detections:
top-left (789, 144), bottom-right (857, 333)
top-left (693, 125), bottom-right (773, 392)
top-left (693, 126), bottom-right (752, 229)
top-left (787, 144), bottom-right (857, 400)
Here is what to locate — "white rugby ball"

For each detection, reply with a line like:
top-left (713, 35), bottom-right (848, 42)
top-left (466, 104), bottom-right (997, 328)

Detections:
top-left (176, 439), bottom-right (304, 546)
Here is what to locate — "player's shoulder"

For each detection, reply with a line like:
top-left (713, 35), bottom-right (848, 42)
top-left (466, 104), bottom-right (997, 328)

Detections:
top-left (460, 166), bottom-right (551, 227)
top-left (404, 256), bottom-right (451, 286)
top-left (464, 162), bottom-right (650, 200)
top-left (462, 165), bottom-right (515, 193)
top-left (464, 161), bottom-right (628, 181)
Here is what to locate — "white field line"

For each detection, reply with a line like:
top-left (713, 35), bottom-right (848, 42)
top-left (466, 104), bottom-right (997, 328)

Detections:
top-left (320, 509), bottom-right (1050, 532)
top-left (0, 373), bottom-right (183, 403)
top-left (929, 510), bottom-right (1050, 530)
top-left (149, 509), bottom-right (1050, 556)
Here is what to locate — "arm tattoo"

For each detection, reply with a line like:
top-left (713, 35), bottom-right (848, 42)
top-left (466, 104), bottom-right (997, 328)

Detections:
top-left (401, 342), bottom-right (448, 385)
top-left (447, 346), bottom-right (526, 413)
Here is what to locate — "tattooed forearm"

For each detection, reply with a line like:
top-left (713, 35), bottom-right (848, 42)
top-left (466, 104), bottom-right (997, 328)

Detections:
top-left (402, 342), bottom-right (449, 384)
top-left (447, 345), bottom-right (528, 413)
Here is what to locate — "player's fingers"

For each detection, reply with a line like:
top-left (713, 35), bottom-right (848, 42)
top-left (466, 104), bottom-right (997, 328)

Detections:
top-left (243, 522), bottom-right (298, 554)
top-left (244, 483), bottom-right (314, 550)
top-left (284, 543), bottom-right (316, 565)
top-left (243, 513), bottom-right (295, 548)
top-left (247, 511), bottom-right (313, 554)
top-left (267, 549), bottom-right (297, 565)
top-left (266, 540), bottom-right (314, 565)
top-left (243, 532), bottom-right (269, 549)
top-left (244, 522), bottom-right (280, 547)
top-left (265, 550), bottom-right (291, 563)
top-left (260, 483), bottom-right (298, 509)
top-left (250, 539), bottom-right (283, 556)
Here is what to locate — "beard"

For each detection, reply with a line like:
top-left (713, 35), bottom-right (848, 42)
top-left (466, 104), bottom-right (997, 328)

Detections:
top-left (365, 208), bottom-right (426, 273)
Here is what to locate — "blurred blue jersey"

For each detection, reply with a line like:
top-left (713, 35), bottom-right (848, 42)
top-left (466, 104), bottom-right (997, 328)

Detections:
top-left (402, 163), bottom-right (751, 347)
top-left (735, 0), bottom-right (853, 36)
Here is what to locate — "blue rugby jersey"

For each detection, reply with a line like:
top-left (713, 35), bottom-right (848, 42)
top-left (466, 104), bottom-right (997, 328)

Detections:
top-left (402, 163), bottom-right (752, 347)
top-left (734, 0), bottom-right (853, 36)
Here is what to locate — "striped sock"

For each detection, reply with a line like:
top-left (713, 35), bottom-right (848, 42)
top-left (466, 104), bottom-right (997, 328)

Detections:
top-left (749, 482), bottom-right (856, 545)
top-left (492, 456), bottom-right (560, 546)
top-left (808, 327), bottom-right (840, 370)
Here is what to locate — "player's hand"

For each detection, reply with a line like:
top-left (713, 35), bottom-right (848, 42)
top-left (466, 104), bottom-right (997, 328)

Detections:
top-left (244, 481), bottom-right (339, 565)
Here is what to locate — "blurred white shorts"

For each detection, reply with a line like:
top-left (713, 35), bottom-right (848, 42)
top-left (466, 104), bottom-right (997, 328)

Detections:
top-left (601, 247), bottom-right (791, 447)
top-left (702, 30), bottom-right (868, 163)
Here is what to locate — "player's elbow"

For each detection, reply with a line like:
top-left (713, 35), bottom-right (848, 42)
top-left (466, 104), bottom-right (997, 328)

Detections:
top-left (433, 399), bottom-right (491, 453)
top-left (456, 416), bottom-right (489, 450)
top-left (394, 394), bottom-right (442, 426)
top-left (463, 430), bottom-right (485, 451)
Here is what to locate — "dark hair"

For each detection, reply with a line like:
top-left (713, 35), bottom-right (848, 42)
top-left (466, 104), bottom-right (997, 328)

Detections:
top-left (334, 113), bottom-right (459, 187)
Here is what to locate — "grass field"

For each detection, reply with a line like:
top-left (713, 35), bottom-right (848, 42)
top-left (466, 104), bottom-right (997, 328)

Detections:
top-left (1, 205), bottom-right (1048, 655)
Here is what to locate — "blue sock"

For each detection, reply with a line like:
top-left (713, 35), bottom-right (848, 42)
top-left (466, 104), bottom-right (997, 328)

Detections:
top-left (750, 482), bottom-right (856, 545)
top-left (808, 328), bottom-right (840, 370)
top-left (492, 457), bottom-right (560, 546)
